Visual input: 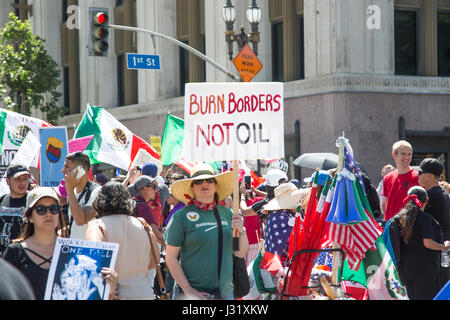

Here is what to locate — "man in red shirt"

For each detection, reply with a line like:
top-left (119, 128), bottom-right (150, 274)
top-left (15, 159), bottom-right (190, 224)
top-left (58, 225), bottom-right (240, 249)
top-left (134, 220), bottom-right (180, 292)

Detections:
top-left (381, 140), bottom-right (419, 221)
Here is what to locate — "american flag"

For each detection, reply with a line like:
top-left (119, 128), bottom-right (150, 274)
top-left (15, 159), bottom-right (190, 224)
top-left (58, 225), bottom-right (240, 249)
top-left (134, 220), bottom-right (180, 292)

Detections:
top-left (314, 251), bottom-right (333, 270)
top-left (265, 210), bottom-right (294, 266)
top-left (344, 144), bottom-right (364, 191)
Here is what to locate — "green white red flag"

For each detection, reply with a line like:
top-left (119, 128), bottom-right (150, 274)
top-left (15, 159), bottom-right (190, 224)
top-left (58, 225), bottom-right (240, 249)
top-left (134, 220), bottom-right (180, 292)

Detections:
top-left (74, 104), bottom-right (160, 171)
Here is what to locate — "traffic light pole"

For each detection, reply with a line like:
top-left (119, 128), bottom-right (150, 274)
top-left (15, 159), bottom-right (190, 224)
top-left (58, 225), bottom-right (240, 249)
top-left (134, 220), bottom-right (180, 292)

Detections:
top-left (108, 24), bottom-right (242, 82)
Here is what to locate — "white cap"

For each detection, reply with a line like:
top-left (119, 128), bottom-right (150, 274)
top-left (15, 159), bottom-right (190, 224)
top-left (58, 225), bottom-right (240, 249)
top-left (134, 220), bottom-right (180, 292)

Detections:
top-left (265, 169), bottom-right (288, 187)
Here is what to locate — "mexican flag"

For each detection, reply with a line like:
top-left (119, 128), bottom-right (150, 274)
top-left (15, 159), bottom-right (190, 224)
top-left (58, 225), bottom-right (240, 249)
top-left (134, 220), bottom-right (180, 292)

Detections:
top-left (0, 108), bottom-right (52, 168)
top-left (340, 236), bottom-right (408, 300)
top-left (160, 113), bottom-right (222, 174)
top-left (74, 104), bottom-right (160, 171)
top-left (161, 113), bottom-right (184, 166)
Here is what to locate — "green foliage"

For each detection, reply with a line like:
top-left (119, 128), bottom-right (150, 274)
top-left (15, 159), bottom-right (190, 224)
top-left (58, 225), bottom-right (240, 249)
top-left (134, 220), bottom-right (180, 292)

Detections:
top-left (0, 13), bottom-right (66, 124)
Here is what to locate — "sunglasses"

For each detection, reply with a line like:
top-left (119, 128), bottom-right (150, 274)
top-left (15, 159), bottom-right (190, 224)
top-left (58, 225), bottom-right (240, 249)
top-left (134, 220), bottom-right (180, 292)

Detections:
top-left (191, 178), bottom-right (216, 186)
top-left (145, 184), bottom-right (157, 190)
top-left (34, 205), bottom-right (61, 215)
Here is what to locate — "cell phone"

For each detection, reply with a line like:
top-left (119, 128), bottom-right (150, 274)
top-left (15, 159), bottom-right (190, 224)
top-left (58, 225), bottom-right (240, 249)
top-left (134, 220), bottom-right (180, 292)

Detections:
top-left (244, 175), bottom-right (252, 191)
top-left (73, 165), bottom-right (86, 180)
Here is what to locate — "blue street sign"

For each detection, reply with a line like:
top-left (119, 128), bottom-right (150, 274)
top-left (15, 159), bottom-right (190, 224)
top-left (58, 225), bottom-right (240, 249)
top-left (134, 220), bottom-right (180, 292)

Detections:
top-left (126, 53), bottom-right (160, 70)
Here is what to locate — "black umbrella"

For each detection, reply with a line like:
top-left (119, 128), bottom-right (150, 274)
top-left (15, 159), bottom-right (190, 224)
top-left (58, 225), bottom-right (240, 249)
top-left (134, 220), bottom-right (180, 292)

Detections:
top-left (293, 153), bottom-right (339, 170)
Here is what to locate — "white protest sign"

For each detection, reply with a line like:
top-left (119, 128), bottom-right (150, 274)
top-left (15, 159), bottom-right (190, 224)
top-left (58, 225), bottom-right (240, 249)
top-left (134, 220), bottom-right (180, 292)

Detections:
top-left (130, 148), bottom-right (162, 176)
top-left (184, 82), bottom-right (284, 162)
top-left (0, 132), bottom-right (41, 195)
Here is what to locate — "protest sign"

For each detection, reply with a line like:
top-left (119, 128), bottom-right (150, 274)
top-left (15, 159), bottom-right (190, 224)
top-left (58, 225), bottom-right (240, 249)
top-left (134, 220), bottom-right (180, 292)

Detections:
top-left (40, 127), bottom-right (68, 188)
top-left (45, 237), bottom-right (119, 300)
top-left (69, 135), bottom-right (93, 153)
top-left (149, 136), bottom-right (162, 155)
top-left (0, 207), bottom-right (25, 257)
top-left (184, 82), bottom-right (284, 162)
top-left (0, 132), bottom-right (41, 195)
top-left (130, 148), bottom-right (162, 176)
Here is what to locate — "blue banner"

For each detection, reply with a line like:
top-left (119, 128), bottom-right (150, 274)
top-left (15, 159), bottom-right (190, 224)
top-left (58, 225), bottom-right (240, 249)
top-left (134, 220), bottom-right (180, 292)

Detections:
top-left (40, 127), bottom-right (68, 188)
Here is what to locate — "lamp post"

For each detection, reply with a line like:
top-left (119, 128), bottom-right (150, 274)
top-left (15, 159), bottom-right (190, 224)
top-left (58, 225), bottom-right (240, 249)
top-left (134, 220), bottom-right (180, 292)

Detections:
top-left (222, 0), bottom-right (262, 61)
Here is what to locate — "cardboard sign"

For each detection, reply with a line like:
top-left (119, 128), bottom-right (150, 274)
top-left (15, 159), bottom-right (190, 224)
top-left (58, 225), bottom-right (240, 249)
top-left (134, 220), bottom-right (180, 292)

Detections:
top-left (40, 127), bottom-right (69, 188)
top-left (233, 44), bottom-right (263, 82)
top-left (69, 135), bottom-right (93, 153)
top-left (184, 82), bottom-right (284, 162)
top-left (0, 132), bottom-right (41, 195)
top-left (130, 148), bottom-right (162, 176)
top-left (149, 136), bottom-right (162, 155)
top-left (45, 237), bottom-right (119, 300)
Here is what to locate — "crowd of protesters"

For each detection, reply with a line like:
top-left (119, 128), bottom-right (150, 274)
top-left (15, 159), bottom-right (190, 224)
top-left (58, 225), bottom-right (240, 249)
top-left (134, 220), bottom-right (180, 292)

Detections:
top-left (0, 139), bottom-right (449, 300)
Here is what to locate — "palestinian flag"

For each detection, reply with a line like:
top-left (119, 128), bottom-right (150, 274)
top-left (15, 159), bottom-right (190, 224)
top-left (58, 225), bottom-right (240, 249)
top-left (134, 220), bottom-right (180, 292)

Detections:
top-left (74, 104), bottom-right (160, 171)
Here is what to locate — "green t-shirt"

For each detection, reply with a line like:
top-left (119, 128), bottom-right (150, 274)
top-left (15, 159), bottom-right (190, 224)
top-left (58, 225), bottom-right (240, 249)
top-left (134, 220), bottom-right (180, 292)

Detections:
top-left (165, 204), bottom-right (233, 298)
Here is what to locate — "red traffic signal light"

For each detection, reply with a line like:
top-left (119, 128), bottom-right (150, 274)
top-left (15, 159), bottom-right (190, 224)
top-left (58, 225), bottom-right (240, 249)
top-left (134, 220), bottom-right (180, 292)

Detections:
top-left (89, 9), bottom-right (110, 56)
top-left (94, 12), bottom-right (109, 25)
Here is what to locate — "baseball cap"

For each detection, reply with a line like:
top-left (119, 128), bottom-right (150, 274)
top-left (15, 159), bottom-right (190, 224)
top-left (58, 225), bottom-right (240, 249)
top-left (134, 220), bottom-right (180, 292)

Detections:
top-left (265, 169), bottom-right (288, 187)
top-left (26, 187), bottom-right (60, 210)
top-left (7, 164), bottom-right (31, 178)
top-left (132, 175), bottom-right (157, 191)
top-left (304, 170), bottom-right (330, 186)
top-left (418, 158), bottom-right (443, 177)
top-left (141, 162), bottom-right (158, 178)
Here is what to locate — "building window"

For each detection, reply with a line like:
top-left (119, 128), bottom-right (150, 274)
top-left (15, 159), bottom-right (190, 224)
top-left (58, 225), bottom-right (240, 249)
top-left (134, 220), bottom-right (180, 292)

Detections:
top-left (114, 0), bottom-right (138, 106)
top-left (176, 0), bottom-right (205, 95)
top-left (272, 22), bottom-right (284, 82)
top-left (298, 15), bottom-right (305, 80)
top-left (117, 55), bottom-right (125, 107)
top-left (438, 12), bottom-right (450, 77)
top-left (394, 10), bottom-right (419, 75)
top-left (11, 0), bottom-right (32, 20)
top-left (60, 0), bottom-right (80, 115)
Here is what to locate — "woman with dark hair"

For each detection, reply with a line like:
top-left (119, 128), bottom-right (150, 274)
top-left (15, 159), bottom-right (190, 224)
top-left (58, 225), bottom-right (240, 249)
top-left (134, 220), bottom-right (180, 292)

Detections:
top-left (86, 182), bottom-right (159, 300)
top-left (4, 187), bottom-right (117, 300)
top-left (393, 186), bottom-right (450, 300)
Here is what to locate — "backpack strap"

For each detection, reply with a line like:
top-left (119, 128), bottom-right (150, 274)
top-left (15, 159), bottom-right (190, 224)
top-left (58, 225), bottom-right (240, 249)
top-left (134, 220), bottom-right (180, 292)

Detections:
top-left (69, 181), bottom-right (100, 231)
top-left (212, 207), bottom-right (223, 293)
top-left (0, 194), bottom-right (10, 207)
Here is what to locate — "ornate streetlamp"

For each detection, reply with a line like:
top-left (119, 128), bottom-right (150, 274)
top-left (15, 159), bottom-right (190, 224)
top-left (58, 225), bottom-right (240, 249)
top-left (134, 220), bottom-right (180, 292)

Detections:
top-left (222, 0), bottom-right (262, 61)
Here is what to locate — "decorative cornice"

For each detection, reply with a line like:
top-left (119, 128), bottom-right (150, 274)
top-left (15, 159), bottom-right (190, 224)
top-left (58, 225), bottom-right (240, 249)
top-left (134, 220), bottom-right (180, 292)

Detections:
top-left (284, 74), bottom-right (450, 98)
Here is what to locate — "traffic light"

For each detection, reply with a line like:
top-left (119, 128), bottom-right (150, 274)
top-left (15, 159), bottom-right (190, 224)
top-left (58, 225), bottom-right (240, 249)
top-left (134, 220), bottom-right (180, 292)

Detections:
top-left (89, 8), bottom-right (109, 57)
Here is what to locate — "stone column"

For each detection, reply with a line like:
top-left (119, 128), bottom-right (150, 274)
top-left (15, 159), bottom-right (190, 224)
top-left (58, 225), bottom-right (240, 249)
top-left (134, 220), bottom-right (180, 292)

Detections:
top-left (136, 0), bottom-right (178, 102)
top-left (421, 0), bottom-right (438, 76)
top-left (304, 0), bottom-right (394, 78)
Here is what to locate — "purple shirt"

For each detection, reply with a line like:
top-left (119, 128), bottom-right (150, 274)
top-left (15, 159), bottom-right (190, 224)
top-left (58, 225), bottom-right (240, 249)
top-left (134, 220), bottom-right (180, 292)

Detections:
top-left (134, 195), bottom-right (157, 226)
top-left (164, 202), bottom-right (185, 227)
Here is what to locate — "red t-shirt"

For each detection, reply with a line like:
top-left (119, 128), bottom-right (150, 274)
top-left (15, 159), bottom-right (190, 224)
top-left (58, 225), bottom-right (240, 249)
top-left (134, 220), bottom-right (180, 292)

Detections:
top-left (244, 197), bottom-right (263, 244)
top-left (382, 169), bottom-right (419, 221)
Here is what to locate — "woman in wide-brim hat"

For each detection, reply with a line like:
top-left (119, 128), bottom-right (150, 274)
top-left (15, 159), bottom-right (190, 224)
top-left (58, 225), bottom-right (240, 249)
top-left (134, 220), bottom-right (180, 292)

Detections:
top-left (261, 183), bottom-right (308, 268)
top-left (165, 163), bottom-right (248, 300)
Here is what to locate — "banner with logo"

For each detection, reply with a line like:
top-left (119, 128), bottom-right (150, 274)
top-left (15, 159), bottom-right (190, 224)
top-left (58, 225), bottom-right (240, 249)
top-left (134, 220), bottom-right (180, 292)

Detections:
top-left (39, 127), bottom-right (68, 188)
top-left (184, 82), bottom-right (284, 162)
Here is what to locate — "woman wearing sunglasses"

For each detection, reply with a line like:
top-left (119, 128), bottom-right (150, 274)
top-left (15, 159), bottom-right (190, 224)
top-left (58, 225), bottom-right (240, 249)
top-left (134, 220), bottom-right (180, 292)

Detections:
top-left (165, 163), bottom-right (248, 300)
top-left (3, 187), bottom-right (117, 300)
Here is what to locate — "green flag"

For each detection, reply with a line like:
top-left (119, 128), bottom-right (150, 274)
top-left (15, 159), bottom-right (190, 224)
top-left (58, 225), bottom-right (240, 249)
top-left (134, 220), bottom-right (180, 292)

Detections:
top-left (161, 114), bottom-right (185, 166)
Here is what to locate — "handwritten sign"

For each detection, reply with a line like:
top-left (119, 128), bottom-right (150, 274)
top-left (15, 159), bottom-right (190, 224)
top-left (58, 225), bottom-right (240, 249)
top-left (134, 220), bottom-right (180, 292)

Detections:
top-left (184, 82), bottom-right (284, 162)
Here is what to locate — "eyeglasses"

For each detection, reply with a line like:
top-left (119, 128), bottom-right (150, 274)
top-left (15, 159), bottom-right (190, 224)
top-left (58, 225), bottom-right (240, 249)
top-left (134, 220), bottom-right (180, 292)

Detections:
top-left (34, 205), bottom-right (61, 215)
top-left (191, 178), bottom-right (216, 186)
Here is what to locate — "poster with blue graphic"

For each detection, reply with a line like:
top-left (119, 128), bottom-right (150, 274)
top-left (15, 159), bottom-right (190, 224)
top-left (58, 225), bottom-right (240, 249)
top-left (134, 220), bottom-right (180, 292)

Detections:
top-left (39, 127), bottom-right (68, 187)
top-left (44, 238), bottom-right (119, 300)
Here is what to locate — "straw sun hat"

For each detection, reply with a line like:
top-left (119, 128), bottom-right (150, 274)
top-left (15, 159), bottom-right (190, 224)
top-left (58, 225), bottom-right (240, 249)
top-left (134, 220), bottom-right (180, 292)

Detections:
top-left (263, 183), bottom-right (308, 212)
top-left (170, 163), bottom-right (233, 204)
